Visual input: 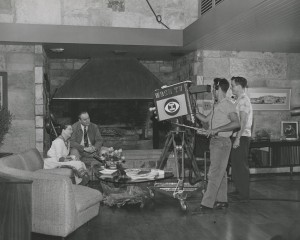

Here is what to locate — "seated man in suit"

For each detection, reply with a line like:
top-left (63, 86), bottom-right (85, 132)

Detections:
top-left (70, 111), bottom-right (104, 160)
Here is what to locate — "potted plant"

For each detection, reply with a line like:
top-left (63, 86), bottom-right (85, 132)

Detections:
top-left (0, 108), bottom-right (13, 156)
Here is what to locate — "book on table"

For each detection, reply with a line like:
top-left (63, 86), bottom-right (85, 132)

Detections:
top-left (99, 168), bottom-right (119, 178)
top-left (125, 169), bottom-right (165, 180)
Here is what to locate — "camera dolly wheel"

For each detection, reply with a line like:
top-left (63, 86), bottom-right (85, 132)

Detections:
top-left (179, 199), bottom-right (187, 211)
top-left (148, 187), bottom-right (155, 198)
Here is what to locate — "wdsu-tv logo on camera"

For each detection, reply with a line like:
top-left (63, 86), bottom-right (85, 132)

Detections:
top-left (153, 83), bottom-right (190, 121)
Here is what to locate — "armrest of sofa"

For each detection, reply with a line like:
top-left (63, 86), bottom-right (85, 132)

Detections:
top-left (31, 173), bottom-right (77, 236)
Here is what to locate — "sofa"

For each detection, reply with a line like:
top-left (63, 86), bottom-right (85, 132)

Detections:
top-left (0, 148), bottom-right (103, 238)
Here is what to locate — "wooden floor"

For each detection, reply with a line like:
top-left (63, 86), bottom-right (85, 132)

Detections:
top-left (32, 174), bottom-right (300, 240)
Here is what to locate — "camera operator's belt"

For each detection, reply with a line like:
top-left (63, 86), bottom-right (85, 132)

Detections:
top-left (214, 132), bottom-right (232, 138)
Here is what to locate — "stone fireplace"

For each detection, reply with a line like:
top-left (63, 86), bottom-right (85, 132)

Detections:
top-left (50, 57), bottom-right (168, 150)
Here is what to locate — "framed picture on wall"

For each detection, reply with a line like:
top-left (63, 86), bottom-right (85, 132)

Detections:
top-left (281, 121), bottom-right (299, 140)
top-left (0, 72), bottom-right (8, 110)
top-left (246, 88), bottom-right (291, 110)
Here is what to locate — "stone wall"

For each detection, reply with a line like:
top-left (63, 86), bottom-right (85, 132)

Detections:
top-left (49, 59), bottom-right (87, 96)
top-left (0, 44), bottom-right (46, 153)
top-left (0, 0), bottom-right (198, 29)
top-left (141, 60), bottom-right (177, 85)
top-left (174, 50), bottom-right (300, 138)
top-left (141, 57), bottom-right (196, 85)
top-left (48, 51), bottom-right (300, 140)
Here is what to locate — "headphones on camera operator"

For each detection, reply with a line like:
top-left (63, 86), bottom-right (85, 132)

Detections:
top-left (213, 78), bottom-right (222, 103)
top-left (214, 79), bottom-right (220, 90)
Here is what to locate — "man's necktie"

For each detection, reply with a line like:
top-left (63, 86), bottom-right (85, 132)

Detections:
top-left (84, 126), bottom-right (89, 147)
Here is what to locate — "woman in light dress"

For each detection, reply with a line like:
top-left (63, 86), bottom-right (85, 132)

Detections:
top-left (44, 124), bottom-right (89, 185)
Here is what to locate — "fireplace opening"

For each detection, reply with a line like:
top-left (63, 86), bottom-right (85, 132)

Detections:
top-left (49, 57), bottom-right (168, 150)
top-left (50, 99), bottom-right (170, 150)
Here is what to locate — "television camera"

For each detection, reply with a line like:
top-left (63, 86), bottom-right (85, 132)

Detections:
top-left (152, 81), bottom-right (211, 122)
top-left (150, 81), bottom-right (211, 210)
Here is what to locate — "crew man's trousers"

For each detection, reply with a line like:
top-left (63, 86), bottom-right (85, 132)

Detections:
top-left (201, 137), bottom-right (232, 208)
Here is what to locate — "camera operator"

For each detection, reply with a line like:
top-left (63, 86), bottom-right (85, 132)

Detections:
top-left (194, 78), bottom-right (240, 213)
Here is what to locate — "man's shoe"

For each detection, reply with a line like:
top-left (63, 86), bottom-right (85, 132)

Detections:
top-left (192, 204), bottom-right (213, 215)
top-left (214, 202), bottom-right (229, 210)
top-left (79, 175), bottom-right (90, 186)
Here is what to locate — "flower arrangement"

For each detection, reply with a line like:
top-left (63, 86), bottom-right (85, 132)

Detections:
top-left (100, 147), bottom-right (125, 169)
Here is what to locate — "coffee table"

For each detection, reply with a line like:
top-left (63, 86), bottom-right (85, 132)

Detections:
top-left (93, 164), bottom-right (174, 207)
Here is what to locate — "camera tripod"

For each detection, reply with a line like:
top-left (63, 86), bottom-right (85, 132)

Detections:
top-left (154, 129), bottom-right (204, 210)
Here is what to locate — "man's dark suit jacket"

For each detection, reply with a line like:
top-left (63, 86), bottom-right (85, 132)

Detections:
top-left (70, 121), bottom-right (103, 153)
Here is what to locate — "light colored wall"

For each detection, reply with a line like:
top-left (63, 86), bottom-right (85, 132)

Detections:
top-left (0, 44), bottom-right (46, 153)
top-left (0, 0), bottom-right (198, 29)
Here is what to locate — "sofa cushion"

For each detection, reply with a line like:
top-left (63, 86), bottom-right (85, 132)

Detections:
top-left (20, 148), bottom-right (44, 171)
top-left (0, 154), bottom-right (25, 170)
top-left (0, 166), bottom-right (71, 181)
top-left (0, 148), bottom-right (43, 171)
top-left (72, 185), bottom-right (103, 213)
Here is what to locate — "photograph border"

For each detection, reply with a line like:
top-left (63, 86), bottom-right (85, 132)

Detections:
top-left (281, 121), bottom-right (299, 140)
top-left (246, 88), bottom-right (291, 110)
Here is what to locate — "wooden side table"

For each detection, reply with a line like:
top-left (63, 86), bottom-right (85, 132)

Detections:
top-left (250, 140), bottom-right (300, 167)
